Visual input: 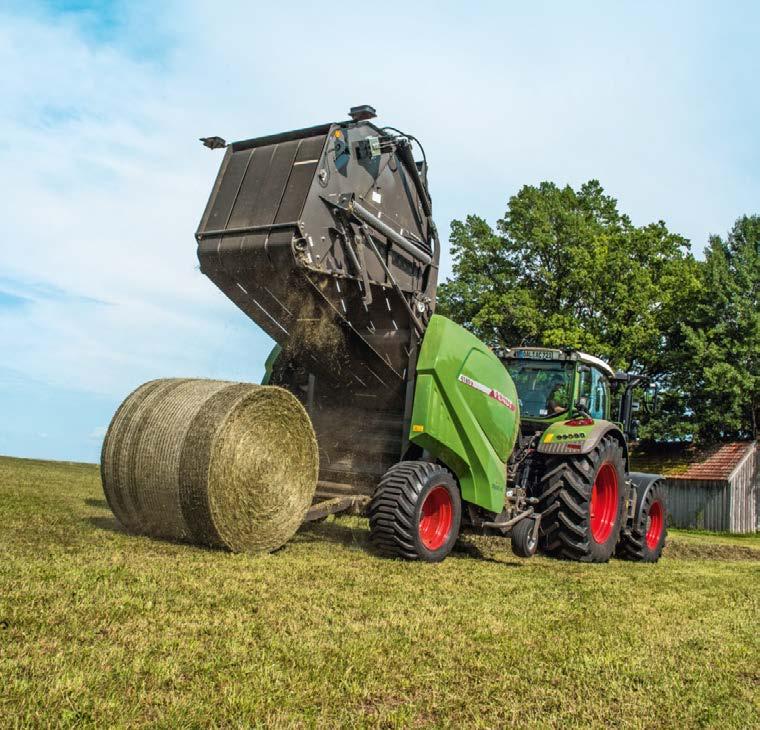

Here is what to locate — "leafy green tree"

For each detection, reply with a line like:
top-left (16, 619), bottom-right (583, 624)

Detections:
top-left (663, 216), bottom-right (760, 440)
top-left (438, 180), bottom-right (699, 376)
top-left (438, 182), bottom-right (760, 442)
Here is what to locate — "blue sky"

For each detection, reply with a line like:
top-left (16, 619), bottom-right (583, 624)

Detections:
top-left (1, 0), bottom-right (759, 462)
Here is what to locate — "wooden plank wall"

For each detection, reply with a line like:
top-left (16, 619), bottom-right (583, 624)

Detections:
top-left (663, 478), bottom-right (731, 531)
top-left (728, 443), bottom-right (757, 533)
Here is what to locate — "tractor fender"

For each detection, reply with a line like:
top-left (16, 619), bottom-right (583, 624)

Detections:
top-left (627, 472), bottom-right (665, 523)
top-left (536, 419), bottom-right (629, 470)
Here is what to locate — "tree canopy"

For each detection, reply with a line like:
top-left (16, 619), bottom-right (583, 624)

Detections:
top-left (659, 215), bottom-right (760, 440)
top-left (437, 182), bottom-right (757, 442)
top-left (438, 180), bottom-right (698, 370)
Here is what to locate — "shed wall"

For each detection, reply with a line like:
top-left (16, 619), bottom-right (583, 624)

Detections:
top-left (663, 479), bottom-right (731, 531)
top-left (728, 444), bottom-right (757, 533)
top-left (663, 443), bottom-right (758, 533)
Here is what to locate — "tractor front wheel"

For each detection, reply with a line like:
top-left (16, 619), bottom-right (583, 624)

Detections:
top-left (537, 435), bottom-right (627, 562)
top-left (368, 461), bottom-right (461, 562)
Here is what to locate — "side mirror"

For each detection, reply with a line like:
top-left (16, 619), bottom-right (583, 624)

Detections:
top-left (643, 385), bottom-right (659, 414)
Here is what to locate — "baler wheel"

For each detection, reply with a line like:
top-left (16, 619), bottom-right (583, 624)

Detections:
top-left (368, 461), bottom-right (461, 562)
top-left (616, 482), bottom-right (668, 562)
top-left (536, 435), bottom-right (626, 562)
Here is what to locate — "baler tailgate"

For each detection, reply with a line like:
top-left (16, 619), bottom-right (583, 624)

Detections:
top-left (196, 109), bottom-right (440, 490)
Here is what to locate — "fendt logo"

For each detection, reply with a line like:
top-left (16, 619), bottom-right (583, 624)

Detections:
top-left (458, 374), bottom-right (517, 412)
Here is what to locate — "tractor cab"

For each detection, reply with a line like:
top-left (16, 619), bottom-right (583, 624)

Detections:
top-left (500, 348), bottom-right (615, 430)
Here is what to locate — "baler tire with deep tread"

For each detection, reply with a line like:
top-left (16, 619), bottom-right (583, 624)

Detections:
top-left (536, 435), bottom-right (626, 563)
top-left (368, 461), bottom-right (461, 562)
top-left (616, 482), bottom-right (668, 562)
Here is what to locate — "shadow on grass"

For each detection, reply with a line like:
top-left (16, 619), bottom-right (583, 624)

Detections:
top-left (296, 520), bottom-right (371, 550)
top-left (84, 515), bottom-right (223, 555)
top-left (86, 515), bottom-right (127, 534)
top-left (296, 519), bottom-right (523, 565)
top-left (451, 539), bottom-right (523, 566)
top-left (84, 507), bottom-right (526, 566)
top-left (84, 497), bottom-right (109, 509)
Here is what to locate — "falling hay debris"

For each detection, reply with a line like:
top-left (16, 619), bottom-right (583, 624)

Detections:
top-left (101, 378), bottom-right (318, 552)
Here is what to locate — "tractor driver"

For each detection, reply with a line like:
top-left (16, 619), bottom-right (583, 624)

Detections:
top-left (546, 376), bottom-right (569, 415)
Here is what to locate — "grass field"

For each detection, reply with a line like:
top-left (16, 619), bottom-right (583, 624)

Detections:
top-left (1, 456), bottom-right (758, 728)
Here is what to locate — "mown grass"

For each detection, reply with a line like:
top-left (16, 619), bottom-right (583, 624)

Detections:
top-left (1, 455), bottom-right (758, 728)
top-left (669, 528), bottom-right (760, 549)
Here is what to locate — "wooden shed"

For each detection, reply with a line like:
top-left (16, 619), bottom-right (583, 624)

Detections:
top-left (663, 442), bottom-right (758, 533)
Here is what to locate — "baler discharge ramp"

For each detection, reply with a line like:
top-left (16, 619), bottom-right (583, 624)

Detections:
top-left (196, 107), bottom-right (440, 495)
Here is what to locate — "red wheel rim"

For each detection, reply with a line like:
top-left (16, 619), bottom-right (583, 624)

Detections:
top-left (590, 463), bottom-right (618, 544)
top-left (419, 486), bottom-right (453, 550)
top-left (646, 500), bottom-right (664, 549)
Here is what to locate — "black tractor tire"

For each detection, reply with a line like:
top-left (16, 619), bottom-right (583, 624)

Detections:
top-left (510, 517), bottom-right (538, 558)
top-left (536, 435), bottom-right (627, 563)
top-left (368, 461), bottom-right (462, 562)
top-left (616, 482), bottom-right (668, 562)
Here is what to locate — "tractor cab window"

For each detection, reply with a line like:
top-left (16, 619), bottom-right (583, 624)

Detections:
top-left (505, 360), bottom-right (575, 418)
top-left (579, 365), bottom-right (610, 420)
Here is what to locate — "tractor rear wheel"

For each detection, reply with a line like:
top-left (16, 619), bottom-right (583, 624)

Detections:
top-left (536, 435), bottom-right (626, 562)
top-left (616, 482), bottom-right (668, 562)
top-left (368, 461), bottom-right (461, 562)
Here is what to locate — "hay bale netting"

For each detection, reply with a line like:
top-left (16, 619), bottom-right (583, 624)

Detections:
top-left (100, 378), bottom-right (319, 552)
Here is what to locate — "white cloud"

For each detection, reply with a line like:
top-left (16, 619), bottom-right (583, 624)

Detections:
top-left (0, 4), bottom-right (270, 398)
top-left (1, 0), bottom-right (758, 422)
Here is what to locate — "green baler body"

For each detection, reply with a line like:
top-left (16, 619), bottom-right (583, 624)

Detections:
top-left (409, 315), bottom-right (520, 513)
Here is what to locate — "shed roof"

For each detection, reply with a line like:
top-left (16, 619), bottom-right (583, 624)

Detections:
top-left (670, 442), bottom-right (755, 481)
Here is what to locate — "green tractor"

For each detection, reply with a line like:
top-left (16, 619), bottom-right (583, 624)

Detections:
top-left (499, 345), bottom-right (667, 562)
top-left (368, 319), bottom-right (668, 564)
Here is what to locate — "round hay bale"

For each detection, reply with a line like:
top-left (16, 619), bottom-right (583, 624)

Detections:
top-left (100, 379), bottom-right (318, 552)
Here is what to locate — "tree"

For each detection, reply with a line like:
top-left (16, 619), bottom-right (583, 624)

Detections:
top-left (438, 180), bottom-right (699, 375)
top-left (664, 216), bottom-right (760, 440)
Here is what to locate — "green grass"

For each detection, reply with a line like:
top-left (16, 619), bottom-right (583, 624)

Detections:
top-left (1, 456), bottom-right (758, 728)
top-left (669, 528), bottom-right (760, 549)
